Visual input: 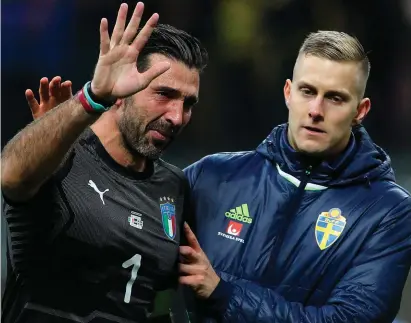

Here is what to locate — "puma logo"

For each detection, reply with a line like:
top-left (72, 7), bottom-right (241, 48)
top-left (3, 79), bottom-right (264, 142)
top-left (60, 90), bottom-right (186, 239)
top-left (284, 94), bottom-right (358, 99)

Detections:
top-left (88, 180), bottom-right (109, 205)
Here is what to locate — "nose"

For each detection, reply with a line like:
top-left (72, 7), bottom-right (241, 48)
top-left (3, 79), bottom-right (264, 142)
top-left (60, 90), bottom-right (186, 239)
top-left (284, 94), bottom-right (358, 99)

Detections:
top-left (308, 97), bottom-right (325, 121)
top-left (164, 101), bottom-right (184, 127)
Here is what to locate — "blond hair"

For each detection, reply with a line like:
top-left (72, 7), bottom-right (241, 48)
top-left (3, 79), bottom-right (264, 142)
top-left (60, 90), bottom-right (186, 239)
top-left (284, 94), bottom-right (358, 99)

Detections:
top-left (299, 31), bottom-right (370, 84)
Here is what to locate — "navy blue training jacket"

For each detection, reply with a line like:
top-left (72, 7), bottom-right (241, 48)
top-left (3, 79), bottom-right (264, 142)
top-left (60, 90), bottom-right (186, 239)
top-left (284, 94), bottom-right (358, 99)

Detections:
top-left (183, 124), bottom-right (411, 323)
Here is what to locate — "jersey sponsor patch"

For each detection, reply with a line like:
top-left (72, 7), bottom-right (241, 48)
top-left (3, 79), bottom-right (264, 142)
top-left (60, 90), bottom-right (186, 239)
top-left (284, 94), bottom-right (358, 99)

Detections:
top-left (128, 211), bottom-right (144, 229)
top-left (160, 197), bottom-right (176, 240)
top-left (225, 203), bottom-right (253, 223)
top-left (226, 220), bottom-right (243, 236)
top-left (217, 220), bottom-right (245, 243)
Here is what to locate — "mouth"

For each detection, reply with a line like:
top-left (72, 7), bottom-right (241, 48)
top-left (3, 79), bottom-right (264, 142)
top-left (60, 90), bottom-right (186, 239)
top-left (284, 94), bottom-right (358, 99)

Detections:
top-left (148, 129), bottom-right (173, 141)
top-left (303, 126), bottom-right (326, 134)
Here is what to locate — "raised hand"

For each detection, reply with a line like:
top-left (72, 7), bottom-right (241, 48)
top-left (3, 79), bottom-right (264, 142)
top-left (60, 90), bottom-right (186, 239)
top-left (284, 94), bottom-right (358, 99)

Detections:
top-left (26, 76), bottom-right (73, 120)
top-left (91, 2), bottom-right (170, 101)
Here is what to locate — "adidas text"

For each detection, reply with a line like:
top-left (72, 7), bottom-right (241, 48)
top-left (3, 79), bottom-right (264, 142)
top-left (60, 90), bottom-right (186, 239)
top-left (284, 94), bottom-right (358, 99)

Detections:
top-left (225, 204), bottom-right (253, 224)
top-left (225, 212), bottom-right (252, 223)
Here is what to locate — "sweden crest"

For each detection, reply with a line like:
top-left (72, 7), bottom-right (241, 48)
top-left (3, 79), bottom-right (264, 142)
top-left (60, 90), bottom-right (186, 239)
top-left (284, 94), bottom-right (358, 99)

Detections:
top-left (160, 197), bottom-right (176, 240)
top-left (315, 208), bottom-right (346, 250)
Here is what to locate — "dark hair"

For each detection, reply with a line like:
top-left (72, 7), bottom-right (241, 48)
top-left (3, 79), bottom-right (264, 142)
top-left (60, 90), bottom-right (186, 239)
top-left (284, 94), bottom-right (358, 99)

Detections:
top-left (137, 24), bottom-right (208, 73)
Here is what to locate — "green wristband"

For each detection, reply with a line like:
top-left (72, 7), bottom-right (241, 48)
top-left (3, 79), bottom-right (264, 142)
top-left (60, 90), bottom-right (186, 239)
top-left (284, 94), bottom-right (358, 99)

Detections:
top-left (83, 81), bottom-right (115, 112)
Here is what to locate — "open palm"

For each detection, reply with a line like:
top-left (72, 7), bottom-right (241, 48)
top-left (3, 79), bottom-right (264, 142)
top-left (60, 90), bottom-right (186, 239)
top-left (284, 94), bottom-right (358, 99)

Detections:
top-left (91, 2), bottom-right (170, 100)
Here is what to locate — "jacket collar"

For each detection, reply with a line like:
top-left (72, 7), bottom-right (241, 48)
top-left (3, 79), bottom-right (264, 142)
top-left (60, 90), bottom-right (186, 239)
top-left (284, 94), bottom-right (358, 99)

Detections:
top-left (256, 123), bottom-right (394, 187)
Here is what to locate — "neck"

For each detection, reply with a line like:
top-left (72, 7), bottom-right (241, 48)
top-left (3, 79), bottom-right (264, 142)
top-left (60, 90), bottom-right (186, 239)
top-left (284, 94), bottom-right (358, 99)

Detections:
top-left (91, 111), bottom-right (147, 172)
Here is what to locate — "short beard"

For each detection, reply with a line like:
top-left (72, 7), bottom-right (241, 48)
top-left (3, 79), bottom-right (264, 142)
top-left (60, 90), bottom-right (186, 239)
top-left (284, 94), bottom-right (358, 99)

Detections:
top-left (117, 101), bottom-right (165, 161)
top-left (122, 129), bottom-right (164, 161)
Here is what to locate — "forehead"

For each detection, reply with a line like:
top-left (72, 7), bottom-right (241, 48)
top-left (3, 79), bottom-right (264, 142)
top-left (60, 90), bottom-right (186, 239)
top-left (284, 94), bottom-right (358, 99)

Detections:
top-left (147, 54), bottom-right (200, 96)
top-left (293, 54), bottom-right (362, 95)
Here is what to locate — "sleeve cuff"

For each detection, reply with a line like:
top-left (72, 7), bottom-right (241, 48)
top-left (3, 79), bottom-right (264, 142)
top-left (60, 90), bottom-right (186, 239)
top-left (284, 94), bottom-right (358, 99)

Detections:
top-left (203, 279), bottom-right (234, 316)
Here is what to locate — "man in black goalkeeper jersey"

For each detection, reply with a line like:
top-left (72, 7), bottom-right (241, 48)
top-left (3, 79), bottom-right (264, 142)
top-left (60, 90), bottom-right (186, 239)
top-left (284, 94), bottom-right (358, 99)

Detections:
top-left (1, 2), bottom-right (208, 322)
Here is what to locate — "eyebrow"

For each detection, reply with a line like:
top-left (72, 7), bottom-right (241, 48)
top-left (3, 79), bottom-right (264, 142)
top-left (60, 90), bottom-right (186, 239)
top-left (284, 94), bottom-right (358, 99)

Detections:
top-left (297, 81), bottom-right (352, 100)
top-left (154, 86), bottom-right (199, 105)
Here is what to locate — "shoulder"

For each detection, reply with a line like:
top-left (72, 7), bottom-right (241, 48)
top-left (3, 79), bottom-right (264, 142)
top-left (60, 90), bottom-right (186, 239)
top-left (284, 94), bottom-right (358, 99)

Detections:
top-left (156, 159), bottom-right (186, 182)
top-left (376, 181), bottom-right (411, 215)
top-left (356, 180), bottom-right (411, 228)
top-left (183, 151), bottom-right (261, 188)
top-left (371, 179), bottom-right (410, 206)
top-left (189, 150), bottom-right (258, 169)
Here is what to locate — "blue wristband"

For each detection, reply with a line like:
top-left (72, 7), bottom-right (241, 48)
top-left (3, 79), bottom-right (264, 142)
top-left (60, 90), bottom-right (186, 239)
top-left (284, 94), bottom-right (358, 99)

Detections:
top-left (82, 81), bottom-right (113, 112)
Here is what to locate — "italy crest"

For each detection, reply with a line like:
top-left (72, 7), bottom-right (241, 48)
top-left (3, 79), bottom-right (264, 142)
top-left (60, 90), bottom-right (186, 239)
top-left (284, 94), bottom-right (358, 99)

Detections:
top-left (315, 208), bottom-right (346, 250)
top-left (160, 197), bottom-right (176, 240)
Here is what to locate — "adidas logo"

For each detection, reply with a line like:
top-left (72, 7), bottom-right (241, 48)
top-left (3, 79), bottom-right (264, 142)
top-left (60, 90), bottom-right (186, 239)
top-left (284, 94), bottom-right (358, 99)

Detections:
top-left (225, 204), bottom-right (252, 224)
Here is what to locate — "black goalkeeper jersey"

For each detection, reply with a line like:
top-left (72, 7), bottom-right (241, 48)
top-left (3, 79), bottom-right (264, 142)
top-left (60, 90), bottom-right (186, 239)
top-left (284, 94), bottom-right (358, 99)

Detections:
top-left (2, 129), bottom-right (190, 323)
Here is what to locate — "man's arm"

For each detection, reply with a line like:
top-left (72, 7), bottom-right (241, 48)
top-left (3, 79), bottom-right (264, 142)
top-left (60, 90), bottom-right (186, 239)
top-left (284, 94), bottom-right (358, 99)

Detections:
top-left (1, 95), bottom-right (96, 201)
top-left (1, 2), bottom-right (170, 202)
top-left (203, 197), bottom-right (411, 323)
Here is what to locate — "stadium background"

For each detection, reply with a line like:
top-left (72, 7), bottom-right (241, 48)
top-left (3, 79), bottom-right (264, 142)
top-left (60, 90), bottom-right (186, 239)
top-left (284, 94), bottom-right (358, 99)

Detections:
top-left (1, 0), bottom-right (410, 321)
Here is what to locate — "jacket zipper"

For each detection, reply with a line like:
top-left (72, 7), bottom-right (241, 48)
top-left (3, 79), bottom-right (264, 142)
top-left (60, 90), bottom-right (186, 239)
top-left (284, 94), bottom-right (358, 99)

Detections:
top-left (284, 165), bottom-right (313, 214)
top-left (263, 164), bottom-right (313, 284)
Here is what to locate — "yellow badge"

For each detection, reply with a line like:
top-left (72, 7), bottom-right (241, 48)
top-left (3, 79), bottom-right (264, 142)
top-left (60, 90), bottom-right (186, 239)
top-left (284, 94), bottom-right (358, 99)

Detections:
top-left (315, 208), bottom-right (346, 250)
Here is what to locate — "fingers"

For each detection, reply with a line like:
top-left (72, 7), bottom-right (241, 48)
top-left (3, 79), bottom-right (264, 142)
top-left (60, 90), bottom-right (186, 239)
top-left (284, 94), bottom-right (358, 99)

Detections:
top-left (179, 263), bottom-right (204, 275)
top-left (140, 61), bottom-right (170, 88)
top-left (25, 89), bottom-right (40, 115)
top-left (131, 12), bottom-right (159, 53)
top-left (39, 77), bottom-right (50, 102)
top-left (179, 274), bottom-right (203, 286)
top-left (100, 18), bottom-right (110, 55)
top-left (60, 81), bottom-right (73, 99)
top-left (49, 76), bottom-right (62, 98)
top-left (183, 222), bottom-right (202, 252)
top-left (121, 2), bottom-right (144, 45)
top-left (110, 3), bottom-right (128, 47)
top-left (179, 245), bottom-right (198, 261)
top-left (28, 76), bottom-right (70, 120)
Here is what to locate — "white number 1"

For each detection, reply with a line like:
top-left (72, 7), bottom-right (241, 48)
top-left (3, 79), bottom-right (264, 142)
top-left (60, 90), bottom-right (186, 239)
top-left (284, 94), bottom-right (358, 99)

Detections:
top-left (122, 253), bottom-right (142, 303)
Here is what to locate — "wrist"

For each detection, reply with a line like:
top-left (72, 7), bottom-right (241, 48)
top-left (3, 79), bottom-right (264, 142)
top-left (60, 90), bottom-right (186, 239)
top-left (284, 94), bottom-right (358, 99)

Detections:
top-left (77, 81), bottom-right (116, 114)
top-left (202, 279), bottom-right (233, 317)
top-left (205, 274), bottom-right (221, 299)
top-left (77, 87), bottom-right (97, 114)
top-left (89, 81), bottom-right (116, 106)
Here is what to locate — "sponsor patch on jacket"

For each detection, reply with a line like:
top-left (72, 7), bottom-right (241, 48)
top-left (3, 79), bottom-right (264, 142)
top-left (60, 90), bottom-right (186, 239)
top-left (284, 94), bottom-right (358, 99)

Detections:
top-left (218, 220), bottom-right (245, 243)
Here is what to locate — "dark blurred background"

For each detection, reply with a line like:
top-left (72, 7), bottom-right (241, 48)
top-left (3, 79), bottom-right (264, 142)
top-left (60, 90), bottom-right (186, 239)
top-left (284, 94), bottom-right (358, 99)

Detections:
top-left (1, 0), bottom-right (410, 321)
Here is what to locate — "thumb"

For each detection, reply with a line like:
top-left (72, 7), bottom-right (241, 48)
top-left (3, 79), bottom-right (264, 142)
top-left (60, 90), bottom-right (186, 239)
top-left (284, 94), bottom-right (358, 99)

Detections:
top-left (25, 89), bottom-right (40, 116)
top-left (140, 61), bottom-right (171, 88)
